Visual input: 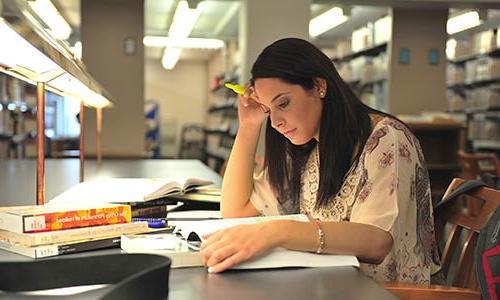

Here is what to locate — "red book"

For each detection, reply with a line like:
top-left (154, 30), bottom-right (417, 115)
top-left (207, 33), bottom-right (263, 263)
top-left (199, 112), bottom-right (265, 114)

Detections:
top-left (0, 203), bottom-right (131, 233)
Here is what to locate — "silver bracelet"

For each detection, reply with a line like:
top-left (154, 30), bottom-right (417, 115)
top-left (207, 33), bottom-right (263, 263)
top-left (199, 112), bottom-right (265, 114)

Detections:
top-left (309, 217), bottom-right (325, 254)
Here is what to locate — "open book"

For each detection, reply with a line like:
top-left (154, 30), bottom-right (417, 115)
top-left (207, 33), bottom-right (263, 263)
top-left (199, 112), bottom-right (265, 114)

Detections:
top-left (122, 214), bottom-right (359, 270)
top-left (50, 178), bottom-right (214, 205)
top-left (121, 233), bottom-right (202, 268)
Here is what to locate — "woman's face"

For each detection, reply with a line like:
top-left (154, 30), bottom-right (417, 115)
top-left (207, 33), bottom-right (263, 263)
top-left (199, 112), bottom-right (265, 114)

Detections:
top-left (253, 78), bottom-right (324, 145)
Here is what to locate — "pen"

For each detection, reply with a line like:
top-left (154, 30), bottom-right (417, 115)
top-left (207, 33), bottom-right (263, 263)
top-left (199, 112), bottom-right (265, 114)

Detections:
top-left (224, 83), bottom-right (245, 95)
top-left (132, 217), bottom-right (167, 228)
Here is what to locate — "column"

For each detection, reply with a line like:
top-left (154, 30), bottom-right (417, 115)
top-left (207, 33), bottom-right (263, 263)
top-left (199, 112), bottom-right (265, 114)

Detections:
top-left (387, 8), bottom-right (448, 114)
top-left (239, 0), bottom-right (311, 82)
top-left (81, 0), bottom-right (145, 157)
top-left (239, 0), bottom-right (311, 155)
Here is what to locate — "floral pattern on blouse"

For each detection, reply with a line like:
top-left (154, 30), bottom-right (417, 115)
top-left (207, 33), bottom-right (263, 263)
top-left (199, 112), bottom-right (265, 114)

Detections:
top-left (249, 117), bottom-right (441, 283)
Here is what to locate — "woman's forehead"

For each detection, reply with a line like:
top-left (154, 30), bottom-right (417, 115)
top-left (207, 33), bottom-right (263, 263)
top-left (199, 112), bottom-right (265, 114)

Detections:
top-left (254, 78), bottom-right (295, 103)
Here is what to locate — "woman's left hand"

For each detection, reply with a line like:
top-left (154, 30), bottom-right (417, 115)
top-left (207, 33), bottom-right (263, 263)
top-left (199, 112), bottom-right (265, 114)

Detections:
top-left (200, 222), bottom-right (281, 273)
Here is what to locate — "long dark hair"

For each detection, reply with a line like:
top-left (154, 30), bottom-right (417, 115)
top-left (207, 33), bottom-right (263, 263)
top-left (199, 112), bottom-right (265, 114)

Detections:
top-left (250, 37), bottom-right (383, 211)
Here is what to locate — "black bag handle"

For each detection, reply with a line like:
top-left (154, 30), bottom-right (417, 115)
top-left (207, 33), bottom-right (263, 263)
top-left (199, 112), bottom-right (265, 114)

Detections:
top-left (434, 179), bottom-right (486, 211)
top-left (0, 254), bottom-right (171, 299)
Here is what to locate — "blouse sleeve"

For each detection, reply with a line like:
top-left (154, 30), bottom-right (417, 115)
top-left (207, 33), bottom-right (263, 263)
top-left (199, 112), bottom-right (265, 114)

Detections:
top-left (349, 124), bottom-right (415, 238)
top-left (248, 160), bottom-right (280, 216)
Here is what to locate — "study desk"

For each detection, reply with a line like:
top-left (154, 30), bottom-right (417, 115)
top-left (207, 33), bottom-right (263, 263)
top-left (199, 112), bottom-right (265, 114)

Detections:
top-left (0, 249), bottom-right (396, 299)
top-left (0, 158), bottom-right (397, 299)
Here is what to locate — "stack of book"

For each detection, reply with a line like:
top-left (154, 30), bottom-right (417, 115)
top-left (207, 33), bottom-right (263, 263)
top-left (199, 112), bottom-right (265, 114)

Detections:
top-left (0, 202), bottom-right (149, 258)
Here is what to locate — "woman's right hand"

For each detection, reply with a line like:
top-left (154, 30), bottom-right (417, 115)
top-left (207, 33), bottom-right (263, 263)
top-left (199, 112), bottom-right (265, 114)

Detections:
top-left (238, 85), bottom-right (269, 128)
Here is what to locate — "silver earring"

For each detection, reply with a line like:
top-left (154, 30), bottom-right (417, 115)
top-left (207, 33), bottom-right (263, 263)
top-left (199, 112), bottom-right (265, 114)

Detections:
top-left (319, 91), bottom-right (325, 98)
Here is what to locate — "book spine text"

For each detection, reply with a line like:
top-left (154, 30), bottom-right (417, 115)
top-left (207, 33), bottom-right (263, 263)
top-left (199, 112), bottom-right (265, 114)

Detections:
top-left (22, 206), bottom-right (131, 233)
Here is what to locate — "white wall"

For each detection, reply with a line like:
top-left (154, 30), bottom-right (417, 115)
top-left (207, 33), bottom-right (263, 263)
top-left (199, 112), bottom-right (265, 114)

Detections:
top-left (145, 58), bottom-right (208, 158)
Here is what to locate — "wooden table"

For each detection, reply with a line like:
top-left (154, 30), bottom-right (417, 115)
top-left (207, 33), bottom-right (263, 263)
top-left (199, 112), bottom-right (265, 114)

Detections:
top-left (0, 158), bottom-right (396, 299)
top-left (0, 248), bottom-right (396, 300)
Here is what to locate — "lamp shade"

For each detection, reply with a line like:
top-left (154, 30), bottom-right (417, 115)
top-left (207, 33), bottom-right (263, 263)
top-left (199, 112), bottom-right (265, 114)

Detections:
top-left (0, 0), bottom-right (113, 108)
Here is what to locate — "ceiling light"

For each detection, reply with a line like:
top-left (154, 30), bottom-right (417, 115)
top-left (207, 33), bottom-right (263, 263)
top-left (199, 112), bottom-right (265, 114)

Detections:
top-left (169, 0), bottom-right (203, 38)
top-left (162, 47), bottom-right (182, 70)
top-left (143, 36), bottom-right (224, 49)
top-left (28, 0), bottom-right (72, 40)
top-left (161, 0), bottom-right (204, 70)
top-left (309, 7), bottom-right (348, 38)
top-left (447, 11), bottom-right (482, 35)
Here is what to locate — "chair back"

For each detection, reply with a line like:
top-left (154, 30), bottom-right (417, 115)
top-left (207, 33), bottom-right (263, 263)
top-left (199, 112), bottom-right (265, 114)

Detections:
top-left (434, 178), bottom-right (500, 289)
top-left (458, 150), bottom-right (500, 179)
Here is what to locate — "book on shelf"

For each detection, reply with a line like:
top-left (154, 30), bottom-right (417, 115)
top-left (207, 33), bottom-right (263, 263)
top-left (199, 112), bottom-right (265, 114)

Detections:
top-left (50, 178), bottom-right (215, 205)
top-left (0, 236), bottom-right (121, 259)
top-left (123, 214), bottom-right (359, 270)
top-left (0, 221), bottom-right (149, 247)
top-left (0, 203), bottom-right (131, 234)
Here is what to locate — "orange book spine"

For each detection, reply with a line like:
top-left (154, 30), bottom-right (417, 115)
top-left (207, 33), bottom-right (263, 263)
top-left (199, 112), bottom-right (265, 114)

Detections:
top-left (22, 206), bottom-right (132, 233)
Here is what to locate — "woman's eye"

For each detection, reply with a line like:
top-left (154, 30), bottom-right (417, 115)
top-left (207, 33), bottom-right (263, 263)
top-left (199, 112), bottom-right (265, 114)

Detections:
top-left (278, 99), bottom-right (289, 108)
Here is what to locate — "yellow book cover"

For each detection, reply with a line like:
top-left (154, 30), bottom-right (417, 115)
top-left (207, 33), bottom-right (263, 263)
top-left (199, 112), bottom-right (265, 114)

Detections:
top-left (0, 203), bottom-right (131, 233)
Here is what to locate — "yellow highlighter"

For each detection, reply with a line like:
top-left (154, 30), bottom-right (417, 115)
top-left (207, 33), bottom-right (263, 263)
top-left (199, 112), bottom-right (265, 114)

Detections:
top-left (224, 83), bottom-right (245, 95)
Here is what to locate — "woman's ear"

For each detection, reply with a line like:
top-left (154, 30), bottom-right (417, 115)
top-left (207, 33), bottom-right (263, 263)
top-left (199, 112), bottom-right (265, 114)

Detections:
top-left (313, 77), bottom-right (327, 99)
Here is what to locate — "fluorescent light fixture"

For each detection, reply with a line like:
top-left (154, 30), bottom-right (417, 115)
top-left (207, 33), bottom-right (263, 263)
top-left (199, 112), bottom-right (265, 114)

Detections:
top-left (0, 18), bottom-right (60, 74)
top-left (309, 7), bottom-right (348, 37)
top-left (160, 0), bottom-right (205, 70)
top-left (143, 36), bottom-right (224, 49)
top-left (447, 11), bottom-right (482, 35)
top-left (169, 1), bottom-right (203, 38)
top-left (162, 47), bottom-right (182, 70)
top-left (28, 0), bottom-right (72, 40)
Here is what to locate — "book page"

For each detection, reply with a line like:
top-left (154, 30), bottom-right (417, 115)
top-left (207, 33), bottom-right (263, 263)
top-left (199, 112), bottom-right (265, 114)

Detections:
top-left (182, 178), bottom-right (215, 193)
top-left (233, 248), bottom-right (359, 269)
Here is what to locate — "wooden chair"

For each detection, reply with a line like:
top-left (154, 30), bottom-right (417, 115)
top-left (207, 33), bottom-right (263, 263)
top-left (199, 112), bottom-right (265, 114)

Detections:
top-left (458, 149), bottom-right (500, 179)
top-left (457, 150), bottom-right (499, 215)
top-left (382, 178), bottom-right (500, 300)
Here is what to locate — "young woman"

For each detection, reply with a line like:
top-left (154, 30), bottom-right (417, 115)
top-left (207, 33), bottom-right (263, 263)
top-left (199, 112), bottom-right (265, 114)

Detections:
top-left (200, 38), bottom-right (440, 283)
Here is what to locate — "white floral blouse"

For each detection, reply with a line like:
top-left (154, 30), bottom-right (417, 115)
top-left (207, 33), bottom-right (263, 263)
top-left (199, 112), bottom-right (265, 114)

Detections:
top-left (249, 117), bottom-right (441, 283)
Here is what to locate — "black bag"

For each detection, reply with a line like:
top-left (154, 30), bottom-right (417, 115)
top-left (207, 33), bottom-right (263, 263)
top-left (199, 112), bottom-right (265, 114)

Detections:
top-left (476, 207), bottom-right (500, 300)
top-left (0, 254), bottom-right (171, 299)
top-left (433, 179), bottom-right (486, 211)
